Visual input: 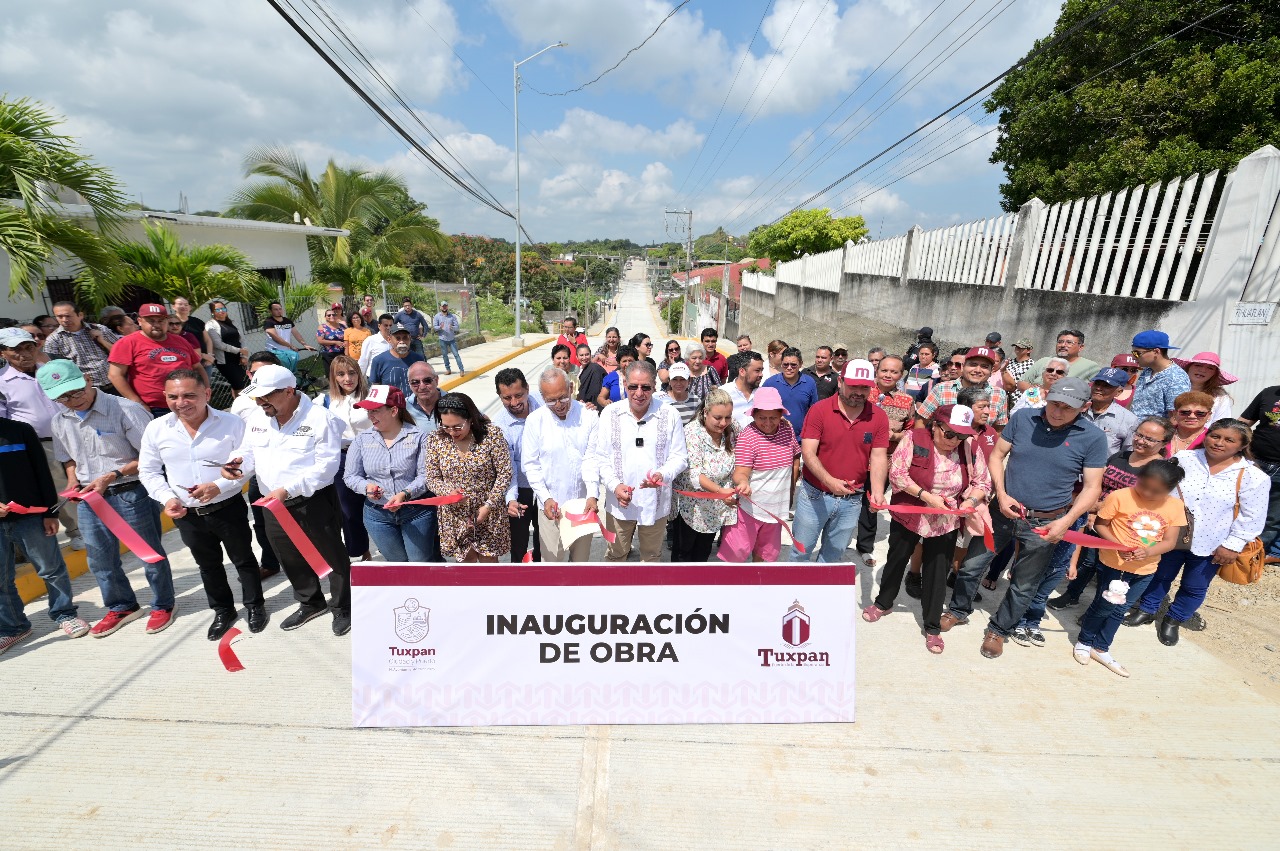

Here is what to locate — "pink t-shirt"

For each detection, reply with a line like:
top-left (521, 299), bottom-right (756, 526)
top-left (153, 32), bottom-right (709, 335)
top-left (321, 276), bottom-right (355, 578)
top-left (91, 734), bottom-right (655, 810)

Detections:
top-left (735, 420), bottom-right (799, 520)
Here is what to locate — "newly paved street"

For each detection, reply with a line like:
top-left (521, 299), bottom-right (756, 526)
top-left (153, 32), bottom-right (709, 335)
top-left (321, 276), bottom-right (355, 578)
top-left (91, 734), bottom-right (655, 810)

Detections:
top-left (3, 271), bottom-right (1278, 847)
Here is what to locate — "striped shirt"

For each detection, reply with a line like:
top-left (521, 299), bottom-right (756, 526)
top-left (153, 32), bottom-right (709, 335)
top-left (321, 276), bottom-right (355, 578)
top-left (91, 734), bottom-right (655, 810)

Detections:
top-left (43, 323), bottom-right (120, 386)
top-left (734, 419), bottom-right (799, 521)
top-left (342, 423), bottom-right (429, 504)
top-left (657, 391), bottom-right (700, 425)
top-left (51, 389), bottom-right (153, 483)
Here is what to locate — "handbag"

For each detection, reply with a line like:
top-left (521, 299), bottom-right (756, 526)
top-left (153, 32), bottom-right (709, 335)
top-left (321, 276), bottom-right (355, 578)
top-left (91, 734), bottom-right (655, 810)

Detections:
top-left (1216, 469), bottom-right (1265, 585)
top-left (1172, 485), bottom-right (1194, 550)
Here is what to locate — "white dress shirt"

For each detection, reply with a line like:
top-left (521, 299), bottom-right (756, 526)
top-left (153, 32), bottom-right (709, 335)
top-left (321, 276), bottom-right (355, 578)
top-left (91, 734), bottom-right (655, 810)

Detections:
top-left (725, 382), bottom-right (754, 429)
top-left (358, 333), bottom-right (393, 377)
top-left (230, 393), bottom-right (257, 423)
top-left (234, 392), bottom-right (345, 499)
top-left (139, 407), bottom-right (247, 508)
top-left (523, 402), bottom-right (599, 507)
top-left (582, 398), bottom-right (688, 525)
top-left (493, 395), bottom-right (542, 502)
top-left (315, 392), bottom-right (372, 447)
top-left (1172, 449), bottom-right (1269, 555)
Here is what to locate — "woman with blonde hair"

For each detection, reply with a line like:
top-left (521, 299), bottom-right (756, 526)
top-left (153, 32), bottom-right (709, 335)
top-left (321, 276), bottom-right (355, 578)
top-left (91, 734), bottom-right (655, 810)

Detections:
top-left (317, 354), bottom-right (373, 560)
top-left (763, 339), bottom-right (788, 380)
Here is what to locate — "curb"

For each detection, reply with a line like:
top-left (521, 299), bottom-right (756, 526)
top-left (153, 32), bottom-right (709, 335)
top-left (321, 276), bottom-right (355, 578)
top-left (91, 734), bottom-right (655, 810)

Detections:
top-left (438, 335), bottom-right (555, 393)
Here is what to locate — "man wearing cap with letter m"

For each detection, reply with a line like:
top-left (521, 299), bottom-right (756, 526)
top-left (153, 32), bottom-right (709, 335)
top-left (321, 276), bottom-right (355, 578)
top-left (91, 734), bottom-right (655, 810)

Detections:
top-left (108, 303), bottom-right (205, 417)
top-left (222, 365), bottom-right (352, 635)
top-left (790, 359), bottom-right (889, 563)
top-left (943, 376), bottom-right (1108, 659)
top-left (917, 346), bottom-right (1010, 430)
top-left (39, 359), bottom-right (177, 638)
top-left (1129, 329), bottom-right (1191, 419)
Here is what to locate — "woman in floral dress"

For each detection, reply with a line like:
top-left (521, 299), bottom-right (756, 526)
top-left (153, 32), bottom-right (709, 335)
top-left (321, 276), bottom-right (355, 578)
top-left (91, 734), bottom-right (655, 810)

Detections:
top-left (671, 388), bottom-right (738, 562)
top-left (424, 393), bottom-right (513, 562)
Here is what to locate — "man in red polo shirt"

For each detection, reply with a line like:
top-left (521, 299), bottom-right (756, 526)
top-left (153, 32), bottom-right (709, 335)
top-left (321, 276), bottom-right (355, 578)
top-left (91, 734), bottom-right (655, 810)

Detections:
top-left (557, 316), bottom-right (589, 367)
top-left (701, 327), bottom-right (729, 381)
top-left (789, 358), bottom-right (889, 562)
top-left (108, 303), bottom-right (205, 417)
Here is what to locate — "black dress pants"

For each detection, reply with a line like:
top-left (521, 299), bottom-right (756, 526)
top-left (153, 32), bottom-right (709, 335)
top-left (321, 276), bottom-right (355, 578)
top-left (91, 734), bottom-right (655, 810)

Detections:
top-left (263, 485), bottom-right (352, 613)
top-left (510, 486), bottom-right (542, 562)
top-left (874, 520), bottom-right (958, 635)
top-left (174, 495), bottom-right (263, 613)
top-left (670, 514), bottom-right (716, 563)
top-left (248, 476), bottom-right (280, 572)
top-left (856, 489), bottom-right (877, 554)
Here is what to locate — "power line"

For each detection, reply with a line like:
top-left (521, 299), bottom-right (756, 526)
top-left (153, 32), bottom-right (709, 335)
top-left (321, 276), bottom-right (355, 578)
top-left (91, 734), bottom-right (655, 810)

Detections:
top-left (829, 2), bottom-right (1232, 213)
top-left (674, 0), bottom-right (775, 196)
top-left (524, 0), bottom-right (694, 97)
top-left (773, 0), bottom-right (1132, 222)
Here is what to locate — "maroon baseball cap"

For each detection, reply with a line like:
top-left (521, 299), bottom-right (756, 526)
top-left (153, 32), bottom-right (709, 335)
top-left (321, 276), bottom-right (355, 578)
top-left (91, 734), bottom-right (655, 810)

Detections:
top-left (1111, 353), bottom-right (1139, 369)
top-left (964, 346), bottom-right (996, 365)
top-left (137, 303), bottom-right (169, 318)
top-left (355, 384), bottom-right (407, 411)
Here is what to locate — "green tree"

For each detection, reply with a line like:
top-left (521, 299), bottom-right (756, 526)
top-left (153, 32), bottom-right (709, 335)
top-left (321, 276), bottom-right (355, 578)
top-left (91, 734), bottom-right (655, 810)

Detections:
top-left (0, 96), bottom-right (128, 298)
top-left (312, 253), bottom-right (412, 298)
top-left (746, 208), bottom-right (868, 263)
top-left (225, 145), bottom-right (448, 268)
top-left (987, 1), bottom-right (1280, 209)
top-left (75, 221), bottom-right (262, 313)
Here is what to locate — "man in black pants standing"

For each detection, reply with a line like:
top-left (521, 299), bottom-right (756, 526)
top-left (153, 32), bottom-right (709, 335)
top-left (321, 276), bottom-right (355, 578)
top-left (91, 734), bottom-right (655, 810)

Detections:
top-left (230, 352), bottom-right (283, 579)
top-left (139, 369), bottom-right (265, 640)
top-left (224, 365), bottom-right (352, 635)
top-left (494, 367), bottom-right (542, 562)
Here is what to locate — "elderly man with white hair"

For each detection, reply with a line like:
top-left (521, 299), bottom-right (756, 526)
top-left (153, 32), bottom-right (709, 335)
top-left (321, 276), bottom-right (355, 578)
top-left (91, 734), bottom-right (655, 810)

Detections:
top-left (522, 367), bottom-right (600, 561)
top-left (583, 359), bottom-right (688, 562)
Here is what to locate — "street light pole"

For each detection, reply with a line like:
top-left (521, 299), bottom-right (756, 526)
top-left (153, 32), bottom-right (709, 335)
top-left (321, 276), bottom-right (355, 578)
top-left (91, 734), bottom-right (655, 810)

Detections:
top-left (513, 41), bottom-right (567, 347)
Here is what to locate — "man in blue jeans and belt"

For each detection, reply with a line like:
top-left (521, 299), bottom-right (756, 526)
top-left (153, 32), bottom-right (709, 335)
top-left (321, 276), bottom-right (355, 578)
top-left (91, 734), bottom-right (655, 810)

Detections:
top-left (789, 359), bottom-right (889, 562)
top-left (941, 377), bottom-right (1107, 658)
top-left (39, 359), bottom-right (177, 639)
top-left (432, 301), bottom-right (464, 376)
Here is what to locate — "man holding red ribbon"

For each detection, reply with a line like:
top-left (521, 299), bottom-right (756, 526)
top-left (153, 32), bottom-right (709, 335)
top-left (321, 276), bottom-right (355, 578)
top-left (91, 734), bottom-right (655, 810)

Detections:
top-left (223, 365), bottom-right (352, 635)
top-left (40, 359), bottom-right (177, 638)
top-left (944, 377), bottom-right (1108, 659)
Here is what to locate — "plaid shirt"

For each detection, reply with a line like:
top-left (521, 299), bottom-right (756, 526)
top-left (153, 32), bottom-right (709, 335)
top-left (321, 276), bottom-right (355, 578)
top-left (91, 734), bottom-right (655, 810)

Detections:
top-left (1003, 357), bottom-right (1035, 406)
top-left (917, 379), bottom-right (1010, 426)
top-left (43, 323), bottom-right (119, 387)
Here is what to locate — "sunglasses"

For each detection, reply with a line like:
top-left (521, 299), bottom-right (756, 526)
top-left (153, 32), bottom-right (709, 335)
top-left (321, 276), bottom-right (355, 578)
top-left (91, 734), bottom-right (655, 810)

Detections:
top-left (933, 425), bottom-right (964, 440)
top-left (1132, 347), bottom-right (1155, 355)
top-left (1044, 368), bottom-right (1066, 375)
top-left (408, 378), bottom-right (437, 386)
top-left (947, 362), bottom-right (964, 369)
top-left (439, 423), bottom-right (469, 433)
top-left (1176, 409), bottom-right (1210, 418)
top-left (626, 384), bottom-right (654, 393)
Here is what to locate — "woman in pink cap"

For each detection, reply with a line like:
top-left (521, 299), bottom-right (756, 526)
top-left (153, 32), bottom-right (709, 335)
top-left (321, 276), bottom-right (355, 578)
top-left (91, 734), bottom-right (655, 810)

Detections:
top-left (862, 404), bottom-right (991, 654)
top-left (1176, 351), bottom-right (1236, 422)
top-left (717, 386), bottom-right (800, 563)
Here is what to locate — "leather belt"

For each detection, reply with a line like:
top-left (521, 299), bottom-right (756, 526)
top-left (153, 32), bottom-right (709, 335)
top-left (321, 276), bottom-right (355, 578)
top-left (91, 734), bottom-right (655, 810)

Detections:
top-left (104, 479), bottom-right (142, 496)
top-left (189, 496), bottom-right (239, 516)
top-left (1025, 506), bottom-right (1069, 520)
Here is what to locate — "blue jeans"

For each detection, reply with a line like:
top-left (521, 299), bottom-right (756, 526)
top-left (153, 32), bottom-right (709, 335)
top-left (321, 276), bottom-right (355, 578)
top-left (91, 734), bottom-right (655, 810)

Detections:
top-left (1258, 460), bottom-right (1280, 552)
top-left (1018, 516), bottom-right (1086, 630)
top-left (79, 486), bottom-right (175, 611)
top-left (439, 338), bottom-right (463, 372)
top-left (950, 509), bottom-right (1060, 635)
top-left (363, 502), bottom-right (439, 562)
top-left (789, 478), bottom-right (861, 563)
top-left (1077, 565), bottom-right (1155, 652)
top-left (1064, 546), bottom-right (1100, 601)
top-left (0, 515), bottom-right (77, 636)
top-left (1137, 550), bottom-right (1217, 621)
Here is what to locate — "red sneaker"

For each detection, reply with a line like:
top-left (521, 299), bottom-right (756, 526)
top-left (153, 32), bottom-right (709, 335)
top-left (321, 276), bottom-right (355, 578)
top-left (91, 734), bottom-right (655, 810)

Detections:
top-left (145, 608), bottom-right (176, 634)
top-left (90, 608), bottom-right (144, 638)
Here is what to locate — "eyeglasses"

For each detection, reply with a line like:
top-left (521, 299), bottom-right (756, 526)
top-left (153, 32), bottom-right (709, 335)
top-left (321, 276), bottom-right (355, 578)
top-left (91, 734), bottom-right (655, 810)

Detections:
top-left (782, 362), bottom-right (800, 369)
top-left (1177, 409), bottom-right (1210, 418)
top-left (56, 387), bottom-right (87, 403)
top-left (1044, 368), bottom-right (1066, 375)
top-left (947, 361), bottom-right (964, 369)
top-left (439, 423), bottom-right (469, 433)
top-left (544, 394), bottom-right (572, 406)
top-left (1132, 433), bottom-right (1164, 444)
top-left (626, 384), bottom-right (654, 393)
top-left (408, 378), bottom-right (437, 387)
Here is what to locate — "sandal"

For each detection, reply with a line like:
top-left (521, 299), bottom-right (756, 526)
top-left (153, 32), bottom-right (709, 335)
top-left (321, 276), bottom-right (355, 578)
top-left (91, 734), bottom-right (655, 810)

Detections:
top-left (925, 634), bottom-right (944, 654)
top-left (861, 604), bottom-right (890, 623)
top-left (980, 577), bottom-right (998, 591)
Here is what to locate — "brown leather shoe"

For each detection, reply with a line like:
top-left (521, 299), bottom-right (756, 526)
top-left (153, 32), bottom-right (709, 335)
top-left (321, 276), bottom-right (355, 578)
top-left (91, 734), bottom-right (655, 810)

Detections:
top-left (259, 566), bottom-right (280, 581)
top-left (980, 629), bottom-right (1005, 659)
top-left (940, 612), bottom-right (966, 632)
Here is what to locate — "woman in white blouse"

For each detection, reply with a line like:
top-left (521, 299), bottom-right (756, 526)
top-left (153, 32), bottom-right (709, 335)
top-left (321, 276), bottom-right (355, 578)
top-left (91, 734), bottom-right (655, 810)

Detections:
top-left (1125, 419), bottom-right (1268, 646)
top-left (317, 354), bottom-right (373, 561)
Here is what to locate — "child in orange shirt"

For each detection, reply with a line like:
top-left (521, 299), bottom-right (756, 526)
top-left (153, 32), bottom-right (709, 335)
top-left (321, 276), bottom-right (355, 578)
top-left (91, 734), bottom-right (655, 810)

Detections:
top-left (1074, 459), bottom-right (1187, 677)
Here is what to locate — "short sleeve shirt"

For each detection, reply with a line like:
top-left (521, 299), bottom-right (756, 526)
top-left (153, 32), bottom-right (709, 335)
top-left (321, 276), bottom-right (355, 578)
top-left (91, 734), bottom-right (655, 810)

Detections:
top-left (1096, 488), bottom-right (1186, 574)
top-left (1000, 408), bottom-right (1109, 510)
top-left (917, 379), bottom-right (1010, 426)
top-left (1242, 385), bottom-right (1280, 464)
top-left (800, 395), bottom-right (890, 493)
top-left (1130, 363), bottom-right (1192, 419)
top-left (108, 332), bottom-right (200, 408)
top-left (735, 420), bottom-right (799, 520)
top-left (803, 368), bottom-right (840, 401)
top-left (1101, 451), bottom-right (1143, 498)
top-left (263, 316), bottom-right (295, 352)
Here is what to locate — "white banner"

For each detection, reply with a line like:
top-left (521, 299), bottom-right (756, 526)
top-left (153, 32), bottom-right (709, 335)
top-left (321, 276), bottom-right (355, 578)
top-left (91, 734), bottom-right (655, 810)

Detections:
top-left (351, 562), bottom-right (857, 727)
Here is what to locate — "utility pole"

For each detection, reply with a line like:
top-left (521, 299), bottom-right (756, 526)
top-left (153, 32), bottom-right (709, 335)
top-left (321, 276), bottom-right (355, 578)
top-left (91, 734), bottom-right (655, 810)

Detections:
top-left (666, 208), bottom-right (695, 337)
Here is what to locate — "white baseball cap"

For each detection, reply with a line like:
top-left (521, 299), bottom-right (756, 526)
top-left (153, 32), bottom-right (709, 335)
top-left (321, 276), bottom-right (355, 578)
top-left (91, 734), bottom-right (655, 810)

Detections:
top-left (668, 362), bottom-right (691, 380)
top-left (240, 364), bottom-right (296, 398)
top-left (0, 328), bottom-right (37, 348)
top-left (842, 359), bottom-right (876, 387)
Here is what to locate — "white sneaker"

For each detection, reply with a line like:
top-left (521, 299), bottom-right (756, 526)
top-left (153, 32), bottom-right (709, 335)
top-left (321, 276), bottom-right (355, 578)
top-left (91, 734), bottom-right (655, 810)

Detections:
top-left (68, 535), bottom-right (86, 551)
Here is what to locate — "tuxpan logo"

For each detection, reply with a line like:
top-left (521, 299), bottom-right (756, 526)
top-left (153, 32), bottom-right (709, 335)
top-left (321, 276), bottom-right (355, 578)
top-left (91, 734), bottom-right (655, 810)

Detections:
top-left (758, 600), bottom-right (830, 668)
top-left (781, 599), bottom-right (810, 646)
top-left (393, 598), bottom-right (430, 643)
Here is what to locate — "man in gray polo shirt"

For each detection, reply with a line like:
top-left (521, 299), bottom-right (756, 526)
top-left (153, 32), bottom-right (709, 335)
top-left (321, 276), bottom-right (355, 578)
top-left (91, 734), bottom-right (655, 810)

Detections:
top-left (941, 377), bottom-right (1108, 659)
top-left (1081, 368), bottom-right (1139, 455)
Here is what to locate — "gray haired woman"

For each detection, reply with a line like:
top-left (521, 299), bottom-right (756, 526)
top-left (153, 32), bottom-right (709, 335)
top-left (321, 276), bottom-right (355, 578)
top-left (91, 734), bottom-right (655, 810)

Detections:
top-left (671, 388), bottom-right (737, 562)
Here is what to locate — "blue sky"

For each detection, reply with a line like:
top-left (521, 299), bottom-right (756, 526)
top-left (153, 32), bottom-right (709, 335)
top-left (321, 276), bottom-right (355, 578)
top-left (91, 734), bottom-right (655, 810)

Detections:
top-left (2, 0), bottom-right (1061, 244)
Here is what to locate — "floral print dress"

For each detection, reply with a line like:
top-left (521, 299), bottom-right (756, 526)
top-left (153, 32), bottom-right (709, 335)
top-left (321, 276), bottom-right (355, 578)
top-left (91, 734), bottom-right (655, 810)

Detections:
top-left (674, 421), bottom-right (737, 533)
top-left (424, 426), bottom-right (513, 560)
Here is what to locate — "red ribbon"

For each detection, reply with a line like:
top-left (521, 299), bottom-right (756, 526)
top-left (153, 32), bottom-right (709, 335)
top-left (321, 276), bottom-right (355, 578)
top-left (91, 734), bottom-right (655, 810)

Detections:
top-left (674, 490), bottom-right (806, 554)
top-left (218, 627), bottom-right (246, 672)
top-left (563, 509), bottom-right (617, 543)
top-left (869, 501), bottom-right (995, 552)
top-left (60, 487), bottom-right (165, 563)
top-left (398, 491), bottom-right (466, 507)
top-left (4, 501), bottom-right (48, 515)
top-left (521, 550), bottom-right (533, 563)
top-left (253, 497), bottom-right (333, 578)
top-left (1038, 528), bottom-right (1137, 552)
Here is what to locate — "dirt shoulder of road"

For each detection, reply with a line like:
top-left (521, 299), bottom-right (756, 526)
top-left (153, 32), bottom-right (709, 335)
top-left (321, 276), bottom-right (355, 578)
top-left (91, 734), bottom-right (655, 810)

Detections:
top-left (1186, 565), bottom-right (1280, 700)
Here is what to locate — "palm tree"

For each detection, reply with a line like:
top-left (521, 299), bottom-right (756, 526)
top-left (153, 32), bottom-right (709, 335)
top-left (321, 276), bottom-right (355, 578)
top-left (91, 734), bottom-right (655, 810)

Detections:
top-left (312, 253), bottom-right (411, 297)
top-left (225, 145), bottom-right (448, 271)
top-left (0, 96), bottom-right (128, 298)
top-left (75, 221), bottom-right (263, 312)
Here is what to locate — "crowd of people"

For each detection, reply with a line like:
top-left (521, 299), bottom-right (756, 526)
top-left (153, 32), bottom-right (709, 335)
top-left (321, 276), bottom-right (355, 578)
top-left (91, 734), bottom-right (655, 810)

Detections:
top-left (2, 306), bottom-right (1278, 678)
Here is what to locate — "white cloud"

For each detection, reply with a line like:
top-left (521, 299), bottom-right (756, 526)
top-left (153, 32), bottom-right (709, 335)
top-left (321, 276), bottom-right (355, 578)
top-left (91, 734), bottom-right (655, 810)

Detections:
top-left (534, 108), bottom-right (702, 158)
